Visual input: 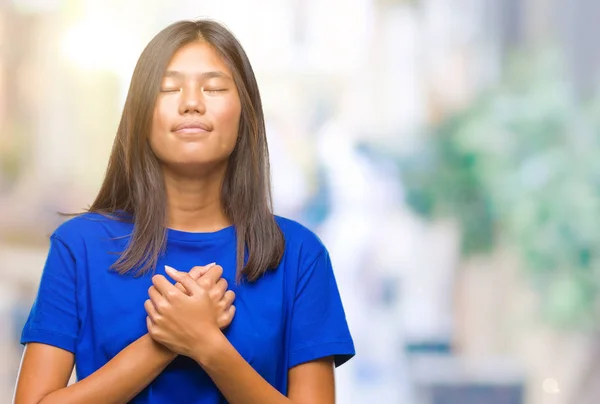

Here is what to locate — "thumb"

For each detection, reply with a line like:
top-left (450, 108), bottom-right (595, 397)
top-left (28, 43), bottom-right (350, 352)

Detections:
top-left (189, 262), bottom-right (216, 280)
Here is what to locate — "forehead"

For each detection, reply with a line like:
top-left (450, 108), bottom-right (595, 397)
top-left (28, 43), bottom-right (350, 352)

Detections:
top-left (165, 41), bottom-right (232, 76)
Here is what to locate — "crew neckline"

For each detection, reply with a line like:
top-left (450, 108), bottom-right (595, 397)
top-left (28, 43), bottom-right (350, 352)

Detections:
top-left (166, 225), bottom-right (235, 242)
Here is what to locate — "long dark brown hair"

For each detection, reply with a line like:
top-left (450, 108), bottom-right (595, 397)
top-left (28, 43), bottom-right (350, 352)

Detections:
top-left (89, 19), bottom-right (284, 282)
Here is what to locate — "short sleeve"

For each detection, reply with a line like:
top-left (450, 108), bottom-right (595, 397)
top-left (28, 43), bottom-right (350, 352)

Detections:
top-left (20, 234), bottom-right (80, 353)
top-left (288, 248), bottom-right (355, 368)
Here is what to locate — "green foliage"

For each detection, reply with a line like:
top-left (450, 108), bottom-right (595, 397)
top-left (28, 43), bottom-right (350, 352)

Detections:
top-left (400, 51), bottom-right (600, 329)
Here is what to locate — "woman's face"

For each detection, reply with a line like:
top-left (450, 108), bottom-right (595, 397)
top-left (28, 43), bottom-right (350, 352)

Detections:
top-left (150, 41), bottom-right (242, 174)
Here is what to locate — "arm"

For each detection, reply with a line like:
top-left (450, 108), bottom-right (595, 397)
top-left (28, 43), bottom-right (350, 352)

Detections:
top-left (146, 270), bottom-right (336, 404)
top-left (15, 257), bottom-right (215, 404)
top-left (14, 336), bottom-right (176, 404)
top-left (192, 331), bottom-right (335, 404)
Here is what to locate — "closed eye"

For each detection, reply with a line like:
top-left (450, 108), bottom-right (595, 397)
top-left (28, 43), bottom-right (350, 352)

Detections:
top-left (203, 88), bottom-right (227, 94)
top-left (160, 88), bottom-right (180, 93)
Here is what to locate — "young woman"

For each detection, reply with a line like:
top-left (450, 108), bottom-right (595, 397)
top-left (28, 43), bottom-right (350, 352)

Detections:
top-left (13, 19), bottom-right (354, 404)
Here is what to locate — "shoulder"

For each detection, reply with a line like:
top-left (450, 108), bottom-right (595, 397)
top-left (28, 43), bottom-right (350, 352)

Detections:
top-left (275, 215), bottom-right (327, 263)
top-left (52, 211), bottom-right (132, 248)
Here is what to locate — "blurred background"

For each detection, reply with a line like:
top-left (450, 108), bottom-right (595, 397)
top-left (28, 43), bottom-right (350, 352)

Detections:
top-left (1, 0), bottom-right (600, 403)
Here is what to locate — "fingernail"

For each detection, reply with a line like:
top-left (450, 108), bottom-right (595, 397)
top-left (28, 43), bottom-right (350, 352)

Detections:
top-left (164, 265), bottom-right (177, 274)
top-left (206, 262), bottom-right (216, 268)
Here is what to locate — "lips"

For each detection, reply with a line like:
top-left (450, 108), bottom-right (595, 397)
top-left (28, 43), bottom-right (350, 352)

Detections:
top-left (172, 121), bottom-right (212, 132)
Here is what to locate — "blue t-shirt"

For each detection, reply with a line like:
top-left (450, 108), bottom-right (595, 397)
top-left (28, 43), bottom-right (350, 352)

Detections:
top-left (21, 213), bottom-right (354, 403)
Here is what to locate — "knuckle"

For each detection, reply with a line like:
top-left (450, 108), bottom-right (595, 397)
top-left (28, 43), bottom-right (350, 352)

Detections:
top-left (209, 289), bottom-right (219, 301)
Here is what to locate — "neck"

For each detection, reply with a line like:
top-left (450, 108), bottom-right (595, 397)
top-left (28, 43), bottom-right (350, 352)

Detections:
top-left (163, 165), bottom-right (231, 233)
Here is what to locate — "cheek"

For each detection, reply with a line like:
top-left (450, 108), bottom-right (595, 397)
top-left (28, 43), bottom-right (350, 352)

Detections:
top-left (149, 107), bottom-right (169, 154)
top-left (215, 100), bottom-right (241, 150)
top-left (151, 102), bottom-right (170, 135)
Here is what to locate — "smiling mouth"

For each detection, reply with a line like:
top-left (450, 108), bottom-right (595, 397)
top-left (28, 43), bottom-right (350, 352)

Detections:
top-left (173, 127), bottom-right (209, 135)
top-left (172, 120), bottom-right (213, 133)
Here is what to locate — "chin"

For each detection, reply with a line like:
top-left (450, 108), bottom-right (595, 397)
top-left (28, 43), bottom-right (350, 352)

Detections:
top-left (164, 157), bottom-right (228, 175)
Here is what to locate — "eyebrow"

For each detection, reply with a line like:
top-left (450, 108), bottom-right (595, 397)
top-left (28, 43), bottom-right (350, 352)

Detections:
top-left (163, 70), bottom-right (232, 80)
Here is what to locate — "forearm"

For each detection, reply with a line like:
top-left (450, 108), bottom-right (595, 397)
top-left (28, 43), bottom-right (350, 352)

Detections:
top-left (39, 334), bottom-right (176, 404)
top-left (192, 332), bottom-right (291, 404)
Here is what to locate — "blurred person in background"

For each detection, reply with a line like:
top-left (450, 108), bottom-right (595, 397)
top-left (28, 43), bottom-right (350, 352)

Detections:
top-left (13, 19), bottom-right (354, 404)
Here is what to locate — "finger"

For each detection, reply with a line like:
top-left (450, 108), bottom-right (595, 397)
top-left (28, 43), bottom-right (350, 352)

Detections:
top-left (164, 266), bottom-right (185, 283)
top-left (221, 290), bottom-right (235, 308)
top-left (174, 282), bottom-right (187, 293)
top-left (199, 265), bottom-right (223, 287)
top-left (189, 262), bottom-right (216, 280)
top-left (226, 304), bottom-right (236, 320)
top-left (164, 267), bottom-right (189, 292)
top-left (198, 262), bottom-right (216, 276)
top-left (148, 286), bottom-right (168, 314)
top-left (144, 299), bottom-right (160, 323)
top-left (218, 278), bottom-right (229, 297)
top-left (175, 272), bottom-right (203, 296)
top-left (148, 285), bottom-right (161, 305)
top-left (174, 282), bottom-right (194, 296)
top-left (152, 274), bottom-right (180, 300)
top-left (218, 304), bottom-right (236, 328)
top-left (210, 278), bottom-right (227, 299)
top-left (164, 266), bottom-right (187, 293)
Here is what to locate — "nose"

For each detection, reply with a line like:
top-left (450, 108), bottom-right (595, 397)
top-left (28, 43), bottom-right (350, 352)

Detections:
top-left (178, 86), bottom-right (206, 115)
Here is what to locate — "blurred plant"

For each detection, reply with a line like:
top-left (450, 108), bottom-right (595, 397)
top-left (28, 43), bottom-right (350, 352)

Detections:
top-left (399, 50), bottom-right (600, 330)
